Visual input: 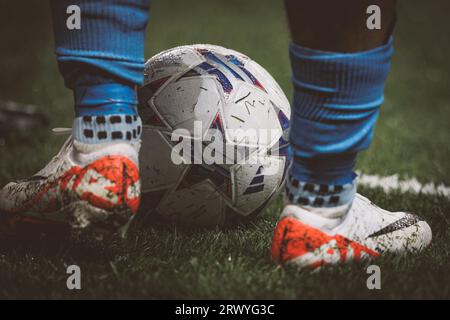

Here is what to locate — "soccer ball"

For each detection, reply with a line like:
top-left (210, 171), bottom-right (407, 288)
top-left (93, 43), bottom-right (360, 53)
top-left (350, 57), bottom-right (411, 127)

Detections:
top-left (137, 44), bottom-right (291, 228)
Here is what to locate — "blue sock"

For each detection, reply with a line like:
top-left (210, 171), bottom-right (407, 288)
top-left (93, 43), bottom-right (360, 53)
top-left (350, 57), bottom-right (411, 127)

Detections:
top-left (288, 38), bottom-right (394, 206)
top-left (50, 0), bottom-right (150, 143)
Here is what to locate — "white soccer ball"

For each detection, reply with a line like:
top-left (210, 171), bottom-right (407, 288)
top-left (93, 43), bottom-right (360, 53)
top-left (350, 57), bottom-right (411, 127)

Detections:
top-left (138, 44), bottom-right (291, 228)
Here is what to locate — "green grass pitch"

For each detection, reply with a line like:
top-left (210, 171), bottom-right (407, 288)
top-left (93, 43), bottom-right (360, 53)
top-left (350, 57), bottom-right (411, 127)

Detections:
top-left (0, 0), bottom-right (449, 299)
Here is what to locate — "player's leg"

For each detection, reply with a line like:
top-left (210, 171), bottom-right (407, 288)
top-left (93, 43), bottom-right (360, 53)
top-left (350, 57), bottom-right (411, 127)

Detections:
top-left (0, 0), bottom-right (150, 234)
top-left (272, 0), bottom-right (432, 269)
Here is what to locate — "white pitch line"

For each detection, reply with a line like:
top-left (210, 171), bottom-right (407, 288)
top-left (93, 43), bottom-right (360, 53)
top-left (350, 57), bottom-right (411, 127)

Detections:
top-left (357, 172), bottom-right (450, 199)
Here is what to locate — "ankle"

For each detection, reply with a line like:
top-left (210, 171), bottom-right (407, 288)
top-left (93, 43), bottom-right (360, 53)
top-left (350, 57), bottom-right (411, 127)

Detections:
top-left (72, 114), bottom-right (142, 144)
top-left (285, 175), bottom-right (357, 209)
top-left (70, 76), bottom-right (142, 144)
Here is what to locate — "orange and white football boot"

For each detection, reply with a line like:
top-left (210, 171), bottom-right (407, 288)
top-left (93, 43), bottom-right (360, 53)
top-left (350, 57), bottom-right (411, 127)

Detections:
top-left (272, 182), bottom-right (432, 270)
top-left (0, 115), bottom-right (141, 235)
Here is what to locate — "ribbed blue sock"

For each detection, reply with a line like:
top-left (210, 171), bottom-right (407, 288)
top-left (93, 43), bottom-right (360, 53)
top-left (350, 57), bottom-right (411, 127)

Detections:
top-left (50, 0), bottom-right (150, 143)
top-left (287, 38), bottom-right (394, 206)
